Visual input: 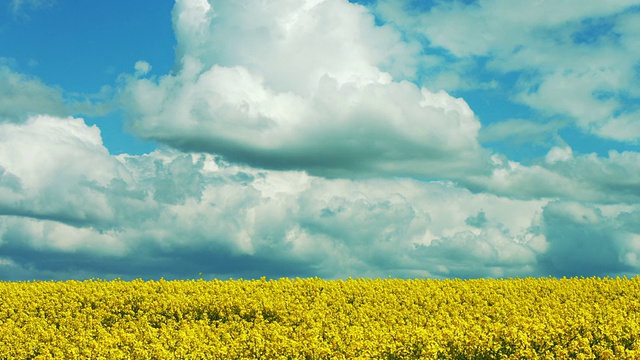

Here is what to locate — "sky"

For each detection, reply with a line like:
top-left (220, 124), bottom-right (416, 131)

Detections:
top-left (0, 0), bottom-right (639, 281)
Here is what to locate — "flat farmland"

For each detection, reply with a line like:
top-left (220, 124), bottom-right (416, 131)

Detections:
top-left (1, 277), bottom-right (639, 359)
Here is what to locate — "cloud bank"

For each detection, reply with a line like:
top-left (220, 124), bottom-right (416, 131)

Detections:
top-left (1, 0), bottom-right (640, 280)
top-left (2, 116), bottom-right (640, 280)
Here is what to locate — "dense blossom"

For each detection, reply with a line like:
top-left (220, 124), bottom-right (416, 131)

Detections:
top-left (1, 277), bottom-right (640, 359)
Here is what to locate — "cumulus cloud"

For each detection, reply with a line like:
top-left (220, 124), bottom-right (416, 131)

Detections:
top-left (122, 0), bottom-right (490, 179)
top-left (4, 1), bottom-right (640, 282)
top-left (3, 115), bottom-right (640, 280)
top-left (171, 0), bottom-right (418, 91)
top-left (0, 115), bottom-right (555, 280)
top-left (0, 115), bottom-right (129, 226)
top-left (463, 149), bottom-right (640, 204)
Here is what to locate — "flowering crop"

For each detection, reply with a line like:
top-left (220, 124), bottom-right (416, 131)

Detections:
top-left (1, 277), bottom-right (639, 359)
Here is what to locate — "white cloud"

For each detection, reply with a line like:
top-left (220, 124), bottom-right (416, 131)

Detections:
top-left (0, 115), bottom-right (130, 227)
top-left (464, 158), bottom-right (590, 200)
top-left (0, 116), bottom-right (124, 188)
top-left (545, 146), bottom-right (573, 164)
top-left (1, 217), bottom-right (127, 256)
top-left (0, 115), bottom-right (553, 280)
top-left (376, 0), bottom-right (640, 142)
top-left (387, 0), bottom-right (638, 58)
top-left (516, 68), bottom-right (621, 124)
top-left (464, 150), bottom-right (640, 203)
top-left (4, 1), bottom-right (640, 281)
top-left (134, 61), bottom-right (151, 76)
top-left (594, 111), bottom-right (640, 142)
top-left (171, 0), bottom-right (418, 93)
top-left (3, 115), bottom-right (640, 280)
top-left (0, 65), bottom-right (67, 122)
top-left (122, 0), bottom-right (490, 179)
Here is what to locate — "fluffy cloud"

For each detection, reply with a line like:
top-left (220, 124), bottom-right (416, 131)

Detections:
top-left (122, 0), bottom-right (490, 178)
top-left (171, 0), bottom-right (418, 91)
top-left (4, 1), bottom-right (640, 282)
top-left (464, 148), bottom-right (640, 203)
top-left (376, 0), bottom-right (640, 142)
top-left (0, 115), bottom-right (554, 280)
top-left (3, 116), bottom-right (640, 280)
top-left (0, 115), bottom-right (128, 226)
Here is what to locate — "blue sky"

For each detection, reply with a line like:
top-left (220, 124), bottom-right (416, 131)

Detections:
top-left (1, 0), bottom-right (639, 280)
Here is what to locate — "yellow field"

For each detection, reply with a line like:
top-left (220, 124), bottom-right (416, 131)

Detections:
top-left (1, 277), bottom-right (639, 359)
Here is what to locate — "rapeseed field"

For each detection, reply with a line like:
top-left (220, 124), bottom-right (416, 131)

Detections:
top-left (1, 277), bottom-right (639, 359)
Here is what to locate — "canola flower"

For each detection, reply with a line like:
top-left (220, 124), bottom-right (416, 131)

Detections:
top-left (1, 277), bottom-right (639, 359)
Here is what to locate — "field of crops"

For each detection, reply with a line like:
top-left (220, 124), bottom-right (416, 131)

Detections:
top-left (1, 277), bottom-right (639, 359)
